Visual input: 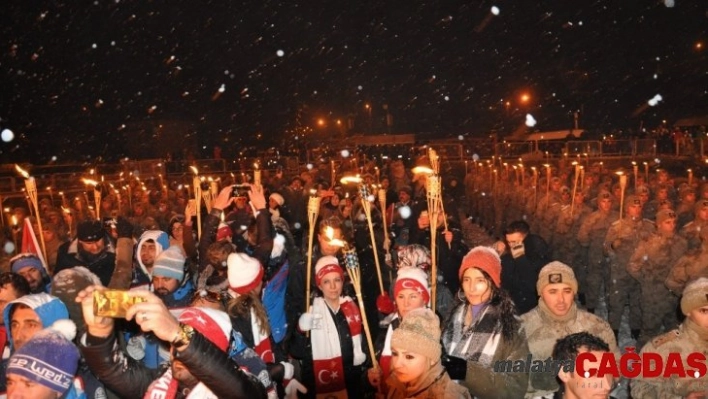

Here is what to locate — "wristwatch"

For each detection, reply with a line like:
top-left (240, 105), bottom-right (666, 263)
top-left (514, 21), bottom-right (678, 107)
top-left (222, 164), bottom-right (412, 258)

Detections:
top-left (171, 323), bottom-right (195, 348)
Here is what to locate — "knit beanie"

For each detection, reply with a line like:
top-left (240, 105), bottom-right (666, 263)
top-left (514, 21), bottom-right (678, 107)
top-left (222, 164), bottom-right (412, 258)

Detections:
top-left (152, 246), bottom-right (186, 281)
top-left (7, 319), bottom-right (79, 396)
top-left (77, 220), bottom-right (104, 242)
top-left (394, 267), bottom-right (430, 304)
top-left (270, 193), bottom-right (285, 207)
top-left (315, 255), bottom-right (344, 286)
top-left (178, 307), bottom-right (232, 351)
top-left (458, 246), bottom-right (502, 288)
top-left (10, 253), bottom-right (44, 274)
top-left (656, 209), bottom-right (677, 224)
top-left (216, 222), bottom-right (233, 242)
top-left (537, 261), bottom-right (578, 295)
top-left (227, 253), bottom-right (264, 295)
top-left (681, 277), bottom-right (708, 316)
top-left (390, 308), bottom-right (441, 361)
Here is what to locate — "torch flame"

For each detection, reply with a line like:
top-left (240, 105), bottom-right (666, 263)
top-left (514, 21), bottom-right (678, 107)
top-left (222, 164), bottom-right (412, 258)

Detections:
top-left (340, 175), bottom-right (362, 184)
top-left (411, 166), bottom-right (434, 175)
top-left (82, 178), bottom-right (99, 186)
top-left (325, 226), bottom-right (335, 240)
top-left (14, 165), bottom-right (30, 179)
top-left (189, 166), bottom-right (199, 175)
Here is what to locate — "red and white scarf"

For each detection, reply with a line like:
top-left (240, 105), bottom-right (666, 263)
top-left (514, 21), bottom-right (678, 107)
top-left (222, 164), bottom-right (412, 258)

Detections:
top-left (310, 296), bottom-right (364, 398)
top-left (143, 368), bottom-right (217, 399)
top-left (251, 307), bottom-right (275, 364)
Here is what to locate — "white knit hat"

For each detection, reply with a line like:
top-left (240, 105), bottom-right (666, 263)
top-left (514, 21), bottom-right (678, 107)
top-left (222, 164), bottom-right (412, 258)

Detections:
top-left (394, 266), bottom-right (430, 304)
top-left (269, 193), bottom-right (285, 206)
top-left (227, 253), bottom-right (263, 295)
top-left (315, 255), bottom-right (343, 286)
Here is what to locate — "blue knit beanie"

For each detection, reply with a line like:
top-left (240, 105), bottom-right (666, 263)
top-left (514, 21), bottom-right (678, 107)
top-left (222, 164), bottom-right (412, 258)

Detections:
top-left (7, 319), bottom-right (79, 395)
top-left (152, 246), bottom-right (185, 281)
top-left (10, 253), bottom-right (44, 274)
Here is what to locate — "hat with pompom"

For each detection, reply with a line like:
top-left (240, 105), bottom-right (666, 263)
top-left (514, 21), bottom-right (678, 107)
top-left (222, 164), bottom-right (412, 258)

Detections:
top-left (7, 319), bottom-right (80, 395)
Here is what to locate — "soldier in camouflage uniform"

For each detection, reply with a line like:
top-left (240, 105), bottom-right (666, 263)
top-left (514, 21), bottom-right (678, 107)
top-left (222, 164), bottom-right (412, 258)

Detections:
top-left (666, 228), bottom-right (708, 294)
top-left (676, 186), bottom-right (697, 230)
top-left (577, 191), bottom-right (617, 314)
top-left (628, 209), bottom-right (688, 347)
top-left (680, 199), bottom-right (708, 251)
top-left (631, 277), bottom-right (708, 398)
top-left (521, 262), bottom-right (618, 398)
top-left (534, 176), bottom-right (562, 242)
top-left (541, 185), bottom-right (570, 252)
top-left (644, 184), bottom-right (671, 222)
top-left (554, 190), bottom-right (592, 305)
top-left (603, 195), bottom-right (654, 340)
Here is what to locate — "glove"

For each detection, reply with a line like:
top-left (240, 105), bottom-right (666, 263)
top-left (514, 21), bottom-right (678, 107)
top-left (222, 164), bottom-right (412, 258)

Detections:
top-left (280, 361), bottom-right (294, 380)
top-left (298, 312), bottom-right (323, 331)
top-left (116, 217), bottom-right (134, 239)
top-left (284, 379), bottom-right (307, 399)
top-left (353, 349), bottom-right (366, 366)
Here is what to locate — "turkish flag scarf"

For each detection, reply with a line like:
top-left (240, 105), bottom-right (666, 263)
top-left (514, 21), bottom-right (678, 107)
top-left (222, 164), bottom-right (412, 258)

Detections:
top-left (310, 296), bottom-right (364, 398)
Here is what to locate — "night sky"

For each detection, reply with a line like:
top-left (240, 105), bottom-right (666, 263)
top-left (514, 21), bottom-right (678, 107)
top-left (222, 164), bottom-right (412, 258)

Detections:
top-left (1, 0), bottom-right (706, 163)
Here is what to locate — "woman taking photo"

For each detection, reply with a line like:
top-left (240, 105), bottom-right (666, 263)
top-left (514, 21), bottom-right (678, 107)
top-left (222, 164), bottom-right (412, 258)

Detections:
top-left (296, 255), bottom-right (368, 397)
top-left (442, 246), bottom-right (529, 399)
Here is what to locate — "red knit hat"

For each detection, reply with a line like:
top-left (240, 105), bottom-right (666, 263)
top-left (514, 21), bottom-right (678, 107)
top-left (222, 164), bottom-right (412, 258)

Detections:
top-left (227, 253), bottom-right (264, 295)
top-left (458, 246), bottom-right (502, 288)
top-left (315, 256), bottom-right (344, 286)
top-left (394, 267), bottom-right (430, 305)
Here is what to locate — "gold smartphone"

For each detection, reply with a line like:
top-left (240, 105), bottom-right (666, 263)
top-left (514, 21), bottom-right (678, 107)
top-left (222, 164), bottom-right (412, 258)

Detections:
top-left (93, 290), bottom-right (145, 318)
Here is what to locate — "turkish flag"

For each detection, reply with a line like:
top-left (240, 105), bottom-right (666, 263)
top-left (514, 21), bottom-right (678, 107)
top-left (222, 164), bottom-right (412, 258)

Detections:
top-left (21, 217), bottom-right (48, 272)
top-left (312, 358), bottom-right (347, 397)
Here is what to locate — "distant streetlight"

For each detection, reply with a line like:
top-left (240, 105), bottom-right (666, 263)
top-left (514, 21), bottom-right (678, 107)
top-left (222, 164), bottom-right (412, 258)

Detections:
top-left (520, 93), bottom-right (530, 104)
top-left (317, 118), bottom-right (325, 127)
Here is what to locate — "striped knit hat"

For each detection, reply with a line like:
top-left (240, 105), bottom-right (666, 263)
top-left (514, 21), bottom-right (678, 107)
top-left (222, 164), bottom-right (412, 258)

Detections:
top-left (152, 246), bottom-right (186, 281)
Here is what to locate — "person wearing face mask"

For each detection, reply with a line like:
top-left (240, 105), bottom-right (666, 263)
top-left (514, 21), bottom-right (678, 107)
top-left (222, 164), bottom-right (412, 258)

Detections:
top-left (442, 246), bottom-right (530, 399)
top-left (385, 308), bottom-right (470, 399)
top-left (499, 220), bottom-right (550, 315)
top-left (628, 209), bottom-right (687, 347)
top-left (631, 277), bottom-right (708, 398)
top-left (521, 262), bottom-right (618, 398)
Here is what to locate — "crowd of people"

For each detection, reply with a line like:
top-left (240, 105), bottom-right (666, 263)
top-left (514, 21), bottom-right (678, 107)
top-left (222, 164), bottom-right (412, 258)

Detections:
top-left (0, 156), bottom-right (706, 398)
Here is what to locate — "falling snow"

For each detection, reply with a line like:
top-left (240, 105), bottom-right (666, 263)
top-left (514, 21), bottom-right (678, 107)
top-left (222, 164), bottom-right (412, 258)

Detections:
top-left (0, 1), bottom-right (705, 161)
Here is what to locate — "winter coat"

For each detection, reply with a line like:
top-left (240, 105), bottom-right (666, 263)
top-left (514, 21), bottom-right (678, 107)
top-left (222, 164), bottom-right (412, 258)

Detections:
top-left (79, 331), bottom-right (266, 399)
